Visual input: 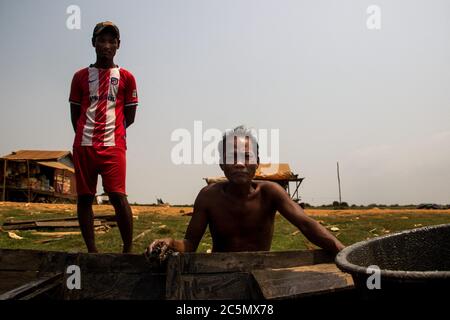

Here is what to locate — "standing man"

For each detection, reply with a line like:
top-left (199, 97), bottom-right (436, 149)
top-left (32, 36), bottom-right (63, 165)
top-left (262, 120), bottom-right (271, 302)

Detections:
top-left (69, 21), bottom-right (138, 253)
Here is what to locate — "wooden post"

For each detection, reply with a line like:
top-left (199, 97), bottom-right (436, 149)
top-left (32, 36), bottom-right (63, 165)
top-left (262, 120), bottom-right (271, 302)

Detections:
top-left (287, 181), bottom-right (291, 199)
top-left (27, 160), bottom-right (31, 203)
top-left (2, 160), bottom-right (7, 201)
top-left (337, 162), bottom-right (342, 204)
top-left (62, 170), bottom-right (66, 194)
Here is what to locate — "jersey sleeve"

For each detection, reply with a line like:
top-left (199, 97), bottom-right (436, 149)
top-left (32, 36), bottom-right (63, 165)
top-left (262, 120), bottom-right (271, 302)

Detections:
top-left (124, 71), bottom-right (138, 107)
top-left (69, 71), bottom-right (82, 106)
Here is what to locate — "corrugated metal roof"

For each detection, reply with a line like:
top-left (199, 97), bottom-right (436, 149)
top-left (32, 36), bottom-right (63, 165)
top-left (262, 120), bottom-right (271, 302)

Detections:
top-left (1, 150), bottom-right (71, 161)
top-left (37, 161), bottom-right (75, 173)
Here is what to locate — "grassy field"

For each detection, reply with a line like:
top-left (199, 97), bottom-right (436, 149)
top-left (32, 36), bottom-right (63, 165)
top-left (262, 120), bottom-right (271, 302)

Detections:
top-left (1, 202), bottom-right (450, 254)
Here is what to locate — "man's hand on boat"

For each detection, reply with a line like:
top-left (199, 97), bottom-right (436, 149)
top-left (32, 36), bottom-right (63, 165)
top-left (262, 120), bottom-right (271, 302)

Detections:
top-left (145, 238), bottom-right (176, 261)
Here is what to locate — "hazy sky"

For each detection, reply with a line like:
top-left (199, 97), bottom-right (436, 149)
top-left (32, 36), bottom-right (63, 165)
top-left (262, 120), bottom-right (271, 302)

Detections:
top-left (1, 0), bottom-right (449, 205)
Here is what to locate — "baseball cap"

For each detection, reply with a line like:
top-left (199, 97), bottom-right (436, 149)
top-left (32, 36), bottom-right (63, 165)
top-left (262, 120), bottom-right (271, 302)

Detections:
top-left (92, 21), bottom-right (120, 40)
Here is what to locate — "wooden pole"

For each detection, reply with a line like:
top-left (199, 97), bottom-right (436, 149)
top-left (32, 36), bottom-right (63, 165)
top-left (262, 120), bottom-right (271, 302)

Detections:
top-left (287, 182), bottom-right (291, 199)
top-left (27, 160), bottom-right (31, 203)
top-left (337, 162), bottom-right (342, 204)
top-left (2, 160), bottom-right (7, 201)
top-left (62, 170), bottom-right (66, 194)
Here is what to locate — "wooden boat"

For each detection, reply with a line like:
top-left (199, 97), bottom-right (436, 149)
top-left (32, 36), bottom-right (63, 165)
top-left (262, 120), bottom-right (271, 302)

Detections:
top-left (0, 248), bottom-right (354, 300)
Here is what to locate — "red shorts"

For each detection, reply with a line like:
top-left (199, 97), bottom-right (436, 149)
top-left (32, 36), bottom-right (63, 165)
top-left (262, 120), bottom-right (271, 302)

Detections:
top-left (73, 146), bottom-right (126, 196)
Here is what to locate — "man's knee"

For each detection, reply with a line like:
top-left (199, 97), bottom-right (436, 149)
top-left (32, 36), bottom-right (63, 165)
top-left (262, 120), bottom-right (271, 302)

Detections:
top-left (108, 192), bottom-right (129, 207)
top-left (78, 194), bottom-right (95, 206)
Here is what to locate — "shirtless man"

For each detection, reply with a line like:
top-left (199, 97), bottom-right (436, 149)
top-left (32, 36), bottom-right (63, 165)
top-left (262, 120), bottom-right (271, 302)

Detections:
top-left (147, 126), bottom-right (344, 256)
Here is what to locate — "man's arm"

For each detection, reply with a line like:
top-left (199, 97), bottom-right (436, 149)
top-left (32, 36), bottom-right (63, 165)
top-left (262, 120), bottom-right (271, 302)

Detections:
top-left (124, 106), bottom-right (137, 128)
top-left (70, 103), bottom-right (81, 133)
top-left (270, 183), bottom-right (345, 255)
top-left (147, 187), bottom-right (209, 257)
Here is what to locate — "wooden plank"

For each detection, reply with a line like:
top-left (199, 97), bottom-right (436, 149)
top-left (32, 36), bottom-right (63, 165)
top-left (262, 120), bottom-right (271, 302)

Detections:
top-left (168, 272), bottom-right (262, 300)
top-left (0, 249), bottom-right (67, 271)
top-left (170, 250), bottom-right (334, 274)
top-left (35, 220), bottom-right (102, 228)
top-left (2, 223), bottom-right (36, 230)
top-left (3, 217), bottom-right (76, 225)
top-left (0, 273), bottom-right (63, 300)
top-left (32, 231), bottom-right (82, 237)
top-left (74, 252), bottom-right (165, 274)
top-left (251, 263), bottom-right (354, 299)
top-left (3, 214), bottom-right (116, 225)
top-left (164, 250), bottom-right (334, 300)
top-left (3, 220), bottom-right (107, 230)
top-left (0, 271), bottom-right (39, 294)
top-left (165, 253), bottom-right (182, 299)
top-left (0, 249), bottom-right (81, 274)
top-left (0, 249), bottom-right (167, 300)
top-left (0, 249), bottom-right (163, 274)
top-left (63, 273), bottom-right (166, 300)
top-left (17, 279), bottom-right (61, 300)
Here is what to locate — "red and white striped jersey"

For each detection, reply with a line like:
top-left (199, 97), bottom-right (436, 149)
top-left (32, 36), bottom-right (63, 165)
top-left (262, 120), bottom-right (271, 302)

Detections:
top-left (69, 66), bottom-right (138, 148)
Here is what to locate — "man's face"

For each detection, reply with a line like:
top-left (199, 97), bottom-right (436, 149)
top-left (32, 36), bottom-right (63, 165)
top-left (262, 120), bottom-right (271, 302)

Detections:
top-left (93, 32), bottom-right (120, 60)
top-left (220, 136), bottom-right (259, 185)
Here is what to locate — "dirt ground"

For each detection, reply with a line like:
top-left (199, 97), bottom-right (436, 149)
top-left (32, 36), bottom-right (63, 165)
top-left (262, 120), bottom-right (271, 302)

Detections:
top-left (304, 208), bottom-right (450, 216)
top-left (0, 201), bottom-right (192, 216)
top-left (1, 201), bottom-right (449, 217)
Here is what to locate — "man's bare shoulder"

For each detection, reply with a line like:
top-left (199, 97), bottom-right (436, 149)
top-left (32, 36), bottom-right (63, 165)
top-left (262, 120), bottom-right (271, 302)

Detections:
top-left (255, 180), bottom-right (286, 194)
top-left (196, 182), bottom-right (225, 200)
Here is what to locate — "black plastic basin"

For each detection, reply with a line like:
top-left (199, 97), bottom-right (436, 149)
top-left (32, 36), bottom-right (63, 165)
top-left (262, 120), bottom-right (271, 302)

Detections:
top-left (335, 223), bottom-right (450, 300)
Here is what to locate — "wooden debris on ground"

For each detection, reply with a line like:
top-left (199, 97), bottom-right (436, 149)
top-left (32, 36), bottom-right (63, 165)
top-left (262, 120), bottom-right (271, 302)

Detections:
top-left (94, 224), bottom-right (112, 234)
top-left (1, 214), bottom-right (117, 231)
top-left (32, 231), bottom-right (81, 237)
top-left (7, 231), bottom-right (24, 240)
top-left (133, 229), bottom-right (153, 242)
top-left (34, 238), bottom-right (64, 244)
top-left (29, 225), bottom-right (111, 242)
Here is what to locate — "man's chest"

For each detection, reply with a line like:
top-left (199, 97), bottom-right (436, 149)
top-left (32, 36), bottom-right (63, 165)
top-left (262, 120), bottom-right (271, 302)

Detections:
top-left (208, 196), bottom-right (274, 233)
top-left (78, 68), bottom-right (126, 102)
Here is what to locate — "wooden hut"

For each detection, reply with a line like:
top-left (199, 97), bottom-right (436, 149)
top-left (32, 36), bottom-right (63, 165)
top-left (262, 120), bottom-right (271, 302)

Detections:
top-left (0, 150), bottom-right (76, 203)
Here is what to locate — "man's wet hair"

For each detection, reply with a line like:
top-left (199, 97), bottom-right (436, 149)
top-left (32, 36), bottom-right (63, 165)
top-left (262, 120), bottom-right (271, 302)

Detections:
top-left (218, 125), bottom-right (259, 164)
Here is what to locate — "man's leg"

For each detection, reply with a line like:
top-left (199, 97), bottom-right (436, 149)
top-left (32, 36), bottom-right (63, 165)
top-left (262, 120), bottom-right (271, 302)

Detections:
top-left (73, 146), bottom-right (99, 253)
top-left (108, 192), bottom-right (133, 253)
top-left (77, 194), bottom-right (98, 253)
